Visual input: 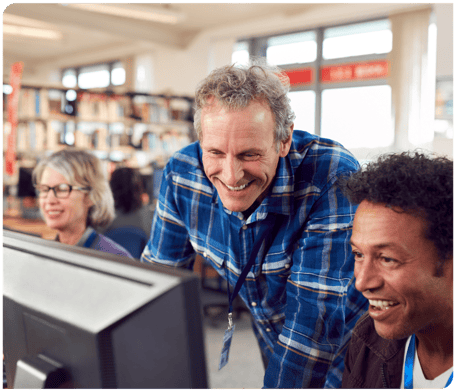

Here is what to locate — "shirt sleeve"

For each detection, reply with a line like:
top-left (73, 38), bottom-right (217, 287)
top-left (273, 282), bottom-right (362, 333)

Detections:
top-left (140, 164), bottom-right (196, 269)
top-left (263, 175), bottom-right (369, 388)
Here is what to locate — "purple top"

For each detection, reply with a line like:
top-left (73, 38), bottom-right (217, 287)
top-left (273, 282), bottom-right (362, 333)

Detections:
top-left (75, 227), bottom-right (133, 258)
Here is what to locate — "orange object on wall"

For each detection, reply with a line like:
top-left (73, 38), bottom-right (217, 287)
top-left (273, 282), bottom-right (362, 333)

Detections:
top-left (5, 61), bottom-right (24, 176)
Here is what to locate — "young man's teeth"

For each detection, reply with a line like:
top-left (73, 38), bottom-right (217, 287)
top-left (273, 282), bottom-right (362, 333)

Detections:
top-left (369, 299), bottom-right (397, 309)
top-left (226, 183), bottom-right (248, 191)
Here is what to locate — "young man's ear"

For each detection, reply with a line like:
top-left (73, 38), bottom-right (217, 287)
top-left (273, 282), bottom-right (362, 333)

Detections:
top-left (279, 124), bottom-right (294, 157)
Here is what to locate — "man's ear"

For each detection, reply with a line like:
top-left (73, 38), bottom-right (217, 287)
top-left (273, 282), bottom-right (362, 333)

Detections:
top-left (279, 124), bottom-right (294, 157)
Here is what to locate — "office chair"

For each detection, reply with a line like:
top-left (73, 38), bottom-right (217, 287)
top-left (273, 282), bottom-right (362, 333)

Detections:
top-left (104, 226), bottom-right (149, 259)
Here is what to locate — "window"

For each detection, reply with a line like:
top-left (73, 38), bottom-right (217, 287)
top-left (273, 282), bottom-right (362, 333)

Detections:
top-left (111, 61), bottom-right (126, 86)
top-left (3, 84), bottom-right (13, 94)
top-left (78, 64), bottom-right (110, 89)
top-left (288, 91), bottom-right (316, 134)
top-left (321, 85), bottom-right (393, 148)
top-left (323, 19), bottom-right (392, 59)
top-left (234, 18), bottom-right (394, 149)
top-left (62, 69), bottom-right (77, 88)
top-left (267, 31), bottom-right (317, 65)
top-left (232, 41), bottom-right (250, 66)
top-left (61, 61), bottom-right (126, 89)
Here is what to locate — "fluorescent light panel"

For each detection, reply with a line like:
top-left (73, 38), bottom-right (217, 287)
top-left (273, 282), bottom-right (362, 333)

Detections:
top-left (3, 24), bottom-right (63, 40)
top-left (64, 3), bottom-right (184, 25)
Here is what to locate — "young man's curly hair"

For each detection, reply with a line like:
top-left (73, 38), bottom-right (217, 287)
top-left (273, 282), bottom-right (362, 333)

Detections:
top-left (341, 151), bottom-right (453, 263)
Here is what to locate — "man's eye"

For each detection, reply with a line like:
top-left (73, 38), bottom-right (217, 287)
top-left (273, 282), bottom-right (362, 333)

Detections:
top-left (352, 251), bottom-right (363, 259)
top-left (242, 153), bottom-right (259, 160)
top-left (381, 256), bottom-right (396, 263)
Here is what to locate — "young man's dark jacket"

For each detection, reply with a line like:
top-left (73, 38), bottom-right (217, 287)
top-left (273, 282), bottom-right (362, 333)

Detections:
top-left (342, 312), bottom-right (408, 388)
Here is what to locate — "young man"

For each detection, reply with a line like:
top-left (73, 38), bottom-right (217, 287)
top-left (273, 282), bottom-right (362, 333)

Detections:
top-left (341, 152), bottom-right (453, 388)
top-left (141, 62), bottom-right (368, 388)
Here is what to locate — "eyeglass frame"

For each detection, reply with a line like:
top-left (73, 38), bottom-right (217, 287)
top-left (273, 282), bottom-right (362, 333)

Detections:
top-left (34, 183), bottom-right (92, 199)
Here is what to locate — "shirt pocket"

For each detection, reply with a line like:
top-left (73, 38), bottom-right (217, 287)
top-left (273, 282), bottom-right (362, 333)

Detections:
top-left (260, 250), bottom-right (292, 277)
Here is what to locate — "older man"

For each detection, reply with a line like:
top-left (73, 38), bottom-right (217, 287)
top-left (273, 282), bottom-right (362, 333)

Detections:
top-left (141, 62), bottom-right (368, 388)
top-left (341, 152), bottom-right (453, 388)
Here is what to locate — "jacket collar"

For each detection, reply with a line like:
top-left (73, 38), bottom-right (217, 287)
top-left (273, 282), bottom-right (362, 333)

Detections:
top-left (353, 312), bottom-right (408, 362)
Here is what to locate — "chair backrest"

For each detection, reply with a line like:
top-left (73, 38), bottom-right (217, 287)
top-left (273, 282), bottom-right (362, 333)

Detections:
top-left (104, 226), bottom-right (149, 259)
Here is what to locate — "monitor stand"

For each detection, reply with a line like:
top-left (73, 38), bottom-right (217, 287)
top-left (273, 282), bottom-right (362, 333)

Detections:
top-left (14, 354), bottom-right (69, 388)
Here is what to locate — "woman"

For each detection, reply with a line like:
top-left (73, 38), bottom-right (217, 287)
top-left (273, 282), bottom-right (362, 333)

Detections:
top-left (32, 149), bottom-right (132, 258)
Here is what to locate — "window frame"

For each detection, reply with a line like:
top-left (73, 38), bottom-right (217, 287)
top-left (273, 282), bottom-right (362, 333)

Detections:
top-left (237, 17), bottom-right (392, 137)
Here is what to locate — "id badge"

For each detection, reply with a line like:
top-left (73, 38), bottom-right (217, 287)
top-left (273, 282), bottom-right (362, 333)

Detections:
top-left (218, 313), bottom-right (235, 370)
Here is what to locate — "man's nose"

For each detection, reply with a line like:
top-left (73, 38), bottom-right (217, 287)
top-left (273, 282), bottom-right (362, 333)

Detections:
top-left (354, 257), bottom-right (383, 293)
top-left (222, 156), bottom-right (244, 186)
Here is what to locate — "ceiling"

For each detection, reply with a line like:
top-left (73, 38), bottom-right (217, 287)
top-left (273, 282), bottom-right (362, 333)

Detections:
top-left (3, 3), bottom-right (315, 79)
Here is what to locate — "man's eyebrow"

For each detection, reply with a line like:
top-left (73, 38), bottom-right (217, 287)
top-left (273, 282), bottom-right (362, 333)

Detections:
top-left (203, 146), bottom-right (265, 154)
top-left (350, 240), bottom-right (401, 250)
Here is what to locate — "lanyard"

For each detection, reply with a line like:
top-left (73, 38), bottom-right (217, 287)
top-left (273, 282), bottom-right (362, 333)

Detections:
top-left (226, 216), bottom-right (282, 315)
top-left (218, 201), bottom-right (282, 318)
top-left (217, 201), bottom-right (283, 370)
top-left (83, 230), bottom-right (98, 249)
top-left (404, 334), bottom-right (453, 389)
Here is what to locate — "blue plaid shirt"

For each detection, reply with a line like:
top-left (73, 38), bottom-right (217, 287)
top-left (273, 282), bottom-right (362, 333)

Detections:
top-left (141, 130), bottom-right (368, 388)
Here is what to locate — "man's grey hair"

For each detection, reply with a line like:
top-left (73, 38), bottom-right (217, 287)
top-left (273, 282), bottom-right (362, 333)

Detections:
top-left (194, 60), bottom-right (296, 148)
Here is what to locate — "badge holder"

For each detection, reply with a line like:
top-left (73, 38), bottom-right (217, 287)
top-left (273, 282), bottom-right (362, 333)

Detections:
top-left (219, 312), bottom-right (235, 370)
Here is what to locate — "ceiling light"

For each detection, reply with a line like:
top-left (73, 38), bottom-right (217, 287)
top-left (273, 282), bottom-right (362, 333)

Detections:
top-left (3, 13), bottom-right (60, 29)
top-left (3, 24), bottom-right (63, 40)
top-left (63, 3), bottom-right (185, 25)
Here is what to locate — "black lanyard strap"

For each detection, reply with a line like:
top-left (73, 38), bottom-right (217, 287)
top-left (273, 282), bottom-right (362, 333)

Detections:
top-left (227, 215), bottom-right (284, 314)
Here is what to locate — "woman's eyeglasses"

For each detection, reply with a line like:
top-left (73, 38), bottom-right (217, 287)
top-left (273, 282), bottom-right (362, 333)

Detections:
top-left (34, 184), bottom-right (91, 199)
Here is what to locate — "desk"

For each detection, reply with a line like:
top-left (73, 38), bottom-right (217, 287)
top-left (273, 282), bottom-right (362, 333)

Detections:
top-left (3, 216), bottom-right (57, 240)
top-left (3, 216), bottom-right (219, 280)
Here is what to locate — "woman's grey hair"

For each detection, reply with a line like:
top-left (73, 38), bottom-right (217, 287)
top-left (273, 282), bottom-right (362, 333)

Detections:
top-left (32, 149), bottom-right (115, 228)
top-left (194, 60), bottom-right (296, 150)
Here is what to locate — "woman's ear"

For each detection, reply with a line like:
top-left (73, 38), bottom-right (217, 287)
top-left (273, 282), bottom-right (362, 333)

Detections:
top-left (84, 193), bottom-right (95, 209)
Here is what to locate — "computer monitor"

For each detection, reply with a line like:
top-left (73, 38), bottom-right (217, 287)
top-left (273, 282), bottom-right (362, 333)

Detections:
top-left (3, 230), bottom-right (208, 388)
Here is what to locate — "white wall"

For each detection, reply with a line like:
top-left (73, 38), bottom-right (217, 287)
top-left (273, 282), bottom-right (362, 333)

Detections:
top-left (435, 3), bottom-right (453, 78)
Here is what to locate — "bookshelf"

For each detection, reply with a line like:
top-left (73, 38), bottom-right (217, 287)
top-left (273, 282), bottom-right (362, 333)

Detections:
top-left (3, 85), bottom-right (195, 219)
top-left (3, 85), bottom-right (195, 175)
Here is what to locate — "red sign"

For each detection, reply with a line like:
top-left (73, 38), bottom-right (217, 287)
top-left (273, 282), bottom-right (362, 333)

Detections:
top-left (284, 68), bottom-right (313, 86)
top-left (5, 61), bottom-right (24, 176)
top-left (321, 60), bottom-right (389, 83)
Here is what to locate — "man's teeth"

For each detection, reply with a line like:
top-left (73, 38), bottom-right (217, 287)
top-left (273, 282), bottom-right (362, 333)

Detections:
top-left (226, 183), bottom-right (248, 191)
top-left (369, 299), bottom-right (398, 309)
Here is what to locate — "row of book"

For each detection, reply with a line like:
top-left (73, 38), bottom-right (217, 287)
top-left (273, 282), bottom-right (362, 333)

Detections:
top-left (4, 88), bottom-right (194, 125)
top-left (3, 120), bottom-right (193, 156)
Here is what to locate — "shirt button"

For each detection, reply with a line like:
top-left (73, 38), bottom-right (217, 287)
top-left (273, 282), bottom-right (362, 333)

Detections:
top-left (285, 263), bottom-right (290, 269)
top-left (266, 328), bottom-right (271, 332)
top-left (242, 225), bottom-right (248, 230)
top-left (203, 252), bottom-right (207, 258)
top-left (251, 302), bottom-right (257, 307)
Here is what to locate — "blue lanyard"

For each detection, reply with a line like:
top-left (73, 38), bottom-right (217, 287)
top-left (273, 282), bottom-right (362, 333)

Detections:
top-left (83, 230), bottom-right (98, 249)
top-left (404, 334), bottom-right (453, 389)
